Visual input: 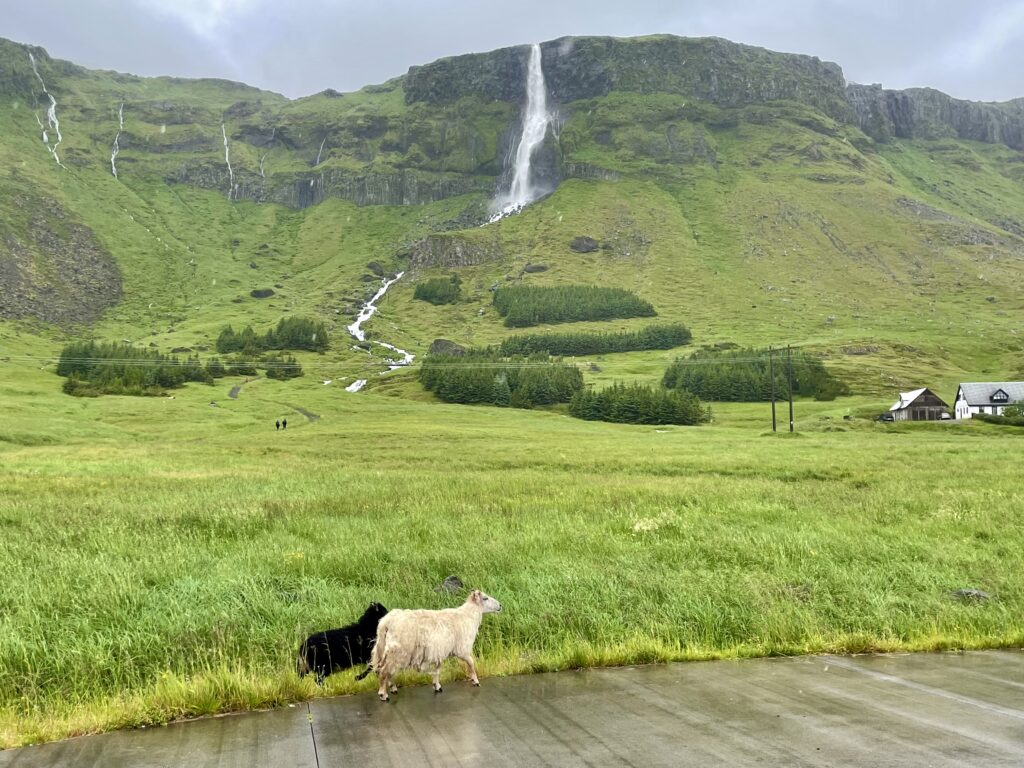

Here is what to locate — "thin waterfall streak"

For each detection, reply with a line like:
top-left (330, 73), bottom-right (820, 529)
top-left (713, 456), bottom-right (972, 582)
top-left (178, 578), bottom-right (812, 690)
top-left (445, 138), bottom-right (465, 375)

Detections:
top-left (111, 103), bottom-right (124, 178)
top-left (28, 51), bottom-right (65, 168)
top-left (222, 123), bottom-right (234, 199)
top-left (315, 136), bottom-right (327, 166)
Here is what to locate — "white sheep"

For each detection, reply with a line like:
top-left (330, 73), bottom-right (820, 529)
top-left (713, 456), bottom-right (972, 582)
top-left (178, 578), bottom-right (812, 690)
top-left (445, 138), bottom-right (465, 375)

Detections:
top-left (364, 589), bottom-right (501, 701)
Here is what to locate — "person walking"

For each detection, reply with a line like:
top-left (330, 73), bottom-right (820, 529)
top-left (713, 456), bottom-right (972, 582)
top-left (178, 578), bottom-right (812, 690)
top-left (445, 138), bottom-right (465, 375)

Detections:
top-left (282, 418), bottom-right (288, 430)
top-left (275, 420), bottom-right (280, 430)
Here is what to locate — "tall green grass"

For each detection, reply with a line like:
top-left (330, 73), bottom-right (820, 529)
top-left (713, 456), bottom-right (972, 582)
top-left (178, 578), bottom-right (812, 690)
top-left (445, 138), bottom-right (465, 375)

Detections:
top-left (1, 375), bottom-right (1021, 747)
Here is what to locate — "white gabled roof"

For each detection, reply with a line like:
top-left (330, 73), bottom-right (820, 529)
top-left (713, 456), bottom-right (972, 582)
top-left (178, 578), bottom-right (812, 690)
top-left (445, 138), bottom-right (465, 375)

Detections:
top-left (890, 388), bottom-right (927, 411)
top-left (957, 382), bottom-right (1024, 406)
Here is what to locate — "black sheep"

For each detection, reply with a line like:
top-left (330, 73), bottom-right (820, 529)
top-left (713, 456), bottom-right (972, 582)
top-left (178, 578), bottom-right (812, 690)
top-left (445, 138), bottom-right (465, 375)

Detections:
top-left (297, 602), bottom-right (388, 684)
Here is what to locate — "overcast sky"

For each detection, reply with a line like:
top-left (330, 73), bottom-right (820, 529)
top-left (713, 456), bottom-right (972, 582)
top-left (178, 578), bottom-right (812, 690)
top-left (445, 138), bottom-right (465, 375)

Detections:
top-left (2, 0), bottom-right (1022, 101)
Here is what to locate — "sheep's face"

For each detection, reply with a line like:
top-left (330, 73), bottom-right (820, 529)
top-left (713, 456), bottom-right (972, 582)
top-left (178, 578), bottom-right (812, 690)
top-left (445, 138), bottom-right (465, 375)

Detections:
top-left (471, 590), bottom-right (502, 614)
top-left (363, 602), bottom-right (388, 622)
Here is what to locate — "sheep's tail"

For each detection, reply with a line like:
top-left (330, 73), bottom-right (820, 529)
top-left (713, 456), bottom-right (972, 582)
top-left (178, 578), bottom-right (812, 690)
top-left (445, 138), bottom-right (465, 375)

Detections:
top-left (358, 621), bottom-right (388, 680)
top-left (355, 665), bottom-right (373, 681)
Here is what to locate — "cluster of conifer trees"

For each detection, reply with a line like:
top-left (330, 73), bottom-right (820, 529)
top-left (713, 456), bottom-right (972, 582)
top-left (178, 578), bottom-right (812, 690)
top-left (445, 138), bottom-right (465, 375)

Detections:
top-left (662, 347), bottom-right (848, 401)
top-left (569, 383), bottom-right (710, 425)
top-left (262, 354), bottom-right (304, 380)
top-left (413, 275), bottom-right (461, 305)
top-left (56, 341), bottom-right (303, 396)
top-left (497, 323), bottom-right (691, 356)
top-left (419, 352), bottom-right (583, 407)
top-left (216, 317), bottom-right (328, 354)
top-left (492, 285), bottom-right (656, 327)
top-left (57, 342), bottom-right (217, 396)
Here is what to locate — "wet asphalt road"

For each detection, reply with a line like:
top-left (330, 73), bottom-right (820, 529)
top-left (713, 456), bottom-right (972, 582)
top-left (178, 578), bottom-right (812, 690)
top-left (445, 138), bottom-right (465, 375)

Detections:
top-left (2, 650), bottom-right (1022, 767)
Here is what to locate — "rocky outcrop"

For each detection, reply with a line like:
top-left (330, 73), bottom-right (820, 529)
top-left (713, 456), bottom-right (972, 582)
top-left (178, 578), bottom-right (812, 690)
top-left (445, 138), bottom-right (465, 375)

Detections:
top-left (272, 169), bottom-right (492, 208)
top-left (407, 233), bottom-right (502, 269)
top-left (405, 34), bottom-right (1024, 153)
top-left (570, 236), bottom-right (599, 253)
top-left (562, 162), bottom-right (620, 181)
top-left (0, 193), bottom-right (122, 328)
top-left (428, 339), bottom-right (467, 356)
top-left (406, 35), bottom-right (853, 122)
top-left (172, 164), bottom-right (493, 208)
top-left (847, 84), bottom-right (1024, 149)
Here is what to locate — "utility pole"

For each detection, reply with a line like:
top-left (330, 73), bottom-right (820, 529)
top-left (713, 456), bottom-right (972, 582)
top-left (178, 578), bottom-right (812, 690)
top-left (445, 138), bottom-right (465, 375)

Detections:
top-left (787, 345), bottom-right (795, 433)
top-left (769, 346), bottom-right (777, 432)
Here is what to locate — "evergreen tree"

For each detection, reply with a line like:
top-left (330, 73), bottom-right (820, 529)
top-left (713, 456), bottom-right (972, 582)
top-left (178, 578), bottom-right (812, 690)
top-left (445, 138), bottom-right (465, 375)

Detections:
top-left (205, 357), bottom-right (227, 379)
top-left (419, 351), bottom-right (583, 408)
top-left (414, 275), bottom-right (462, 305)
top-left (491, 374), bottom-right (512, 407)
top-left (663, 347), bottom-right (848, 401)
top-left (497, 323), bottom-right (692, 356)
top-left (492, 285), bottom-right (656, 327)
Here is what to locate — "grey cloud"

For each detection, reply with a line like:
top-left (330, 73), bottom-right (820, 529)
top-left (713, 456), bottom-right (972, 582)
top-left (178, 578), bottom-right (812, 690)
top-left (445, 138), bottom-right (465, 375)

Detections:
top-left (1, 0), bottom-right (1022, 101)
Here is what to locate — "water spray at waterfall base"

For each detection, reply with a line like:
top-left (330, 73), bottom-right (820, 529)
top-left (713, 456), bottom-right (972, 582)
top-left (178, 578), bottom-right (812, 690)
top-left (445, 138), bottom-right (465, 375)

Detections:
top-left (489, 43), bottom-right (551, 223)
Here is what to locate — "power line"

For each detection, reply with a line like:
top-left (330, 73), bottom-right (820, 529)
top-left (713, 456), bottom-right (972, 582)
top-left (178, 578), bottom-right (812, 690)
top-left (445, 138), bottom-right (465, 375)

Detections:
top-left (2, 353), bottom-right (818, 368)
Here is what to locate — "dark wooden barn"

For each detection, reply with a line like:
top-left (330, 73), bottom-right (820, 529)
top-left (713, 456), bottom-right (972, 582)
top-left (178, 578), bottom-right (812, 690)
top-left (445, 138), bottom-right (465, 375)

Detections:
top-left (889, 388), bottom-right (949, 421)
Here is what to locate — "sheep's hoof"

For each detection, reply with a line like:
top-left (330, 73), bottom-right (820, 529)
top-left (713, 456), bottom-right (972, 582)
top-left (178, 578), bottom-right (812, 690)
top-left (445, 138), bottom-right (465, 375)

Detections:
top-left (471, 680), bottom-right (480, 687)
top-left (378, 694), bottom-right (389, 702)
top-left (389, 684), bottom-right (398, 693)
top-left (434, 686), bottom-right (443, 694)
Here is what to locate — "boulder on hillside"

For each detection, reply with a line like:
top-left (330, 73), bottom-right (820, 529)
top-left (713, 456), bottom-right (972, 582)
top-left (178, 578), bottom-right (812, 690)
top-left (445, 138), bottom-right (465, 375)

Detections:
top-left (366, 261), bottom-right (386, 276)
top-left (429, 339), bottom-right (467, 357)
top-left (523, 263), bottom-right (548, 273)
top-left (570, 236), bottom-right (599, 253)
top-left (250, 288), bottom-right (275, 298)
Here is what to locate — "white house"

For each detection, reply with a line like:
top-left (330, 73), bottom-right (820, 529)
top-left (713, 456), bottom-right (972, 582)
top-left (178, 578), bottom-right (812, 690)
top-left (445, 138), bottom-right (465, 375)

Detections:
top-left (953, 381), bottom-right (1024, 419)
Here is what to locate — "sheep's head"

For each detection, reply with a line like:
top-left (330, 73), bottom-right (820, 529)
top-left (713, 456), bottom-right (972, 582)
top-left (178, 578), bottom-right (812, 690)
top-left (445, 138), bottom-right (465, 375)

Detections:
top-left (469, 590), bottom-right (502, 613)
top-left (363, 602), bottom-right (388, 622)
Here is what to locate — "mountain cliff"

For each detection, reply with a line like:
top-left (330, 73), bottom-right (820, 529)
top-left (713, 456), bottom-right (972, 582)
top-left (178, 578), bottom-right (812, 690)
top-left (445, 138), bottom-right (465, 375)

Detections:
top-left (0, 34), bottom-right (1022, 394)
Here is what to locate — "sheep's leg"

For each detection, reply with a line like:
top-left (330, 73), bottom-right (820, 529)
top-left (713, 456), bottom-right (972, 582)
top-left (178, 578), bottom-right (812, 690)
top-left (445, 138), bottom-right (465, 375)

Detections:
top-left (377, 674), bottom-right (390, 702)
top-left (459, 655), bottom-right (480, 686)
top-left (432, 665), bottom-right (443, 693)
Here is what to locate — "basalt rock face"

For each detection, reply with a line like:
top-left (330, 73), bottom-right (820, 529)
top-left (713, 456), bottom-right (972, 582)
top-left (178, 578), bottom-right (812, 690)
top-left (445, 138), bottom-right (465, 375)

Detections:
top-left (407, 233), bottom-right (503, 269)
top-left (406, 35), bottom-right (854, 122)
top-left (172, 164), bottom-right (493, 208)
top-left (405, 35), bottom-right (1024, 154)
top-left (847, 84), bottom-right (1024, 148)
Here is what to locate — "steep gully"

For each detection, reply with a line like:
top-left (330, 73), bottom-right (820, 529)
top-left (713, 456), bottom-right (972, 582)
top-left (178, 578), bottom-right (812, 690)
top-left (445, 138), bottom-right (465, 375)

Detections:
top-left (346, 43), bottom-right (550, 390)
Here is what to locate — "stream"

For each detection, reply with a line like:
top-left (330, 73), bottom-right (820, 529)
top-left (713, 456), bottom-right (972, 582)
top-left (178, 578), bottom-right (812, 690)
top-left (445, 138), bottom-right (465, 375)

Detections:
top-left (345, 272), bottom-right (415, 392)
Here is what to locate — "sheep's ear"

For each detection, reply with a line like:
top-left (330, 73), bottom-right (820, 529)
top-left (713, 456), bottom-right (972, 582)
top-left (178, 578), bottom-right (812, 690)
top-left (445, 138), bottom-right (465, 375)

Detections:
top-left (470, 590), bottom-right (483, 604)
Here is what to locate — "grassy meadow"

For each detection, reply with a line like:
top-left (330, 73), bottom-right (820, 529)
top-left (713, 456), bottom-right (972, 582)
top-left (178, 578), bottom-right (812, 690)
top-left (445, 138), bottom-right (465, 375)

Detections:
top-left (1, 356), bottom-right (1023, 747)
top-left (2, 34), bottom-right (1024, 750)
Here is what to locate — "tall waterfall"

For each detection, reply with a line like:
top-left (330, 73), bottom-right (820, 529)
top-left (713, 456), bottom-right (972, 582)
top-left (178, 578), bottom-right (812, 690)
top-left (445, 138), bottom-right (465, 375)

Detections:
top-left (491, 43), bottom-right (551, 221)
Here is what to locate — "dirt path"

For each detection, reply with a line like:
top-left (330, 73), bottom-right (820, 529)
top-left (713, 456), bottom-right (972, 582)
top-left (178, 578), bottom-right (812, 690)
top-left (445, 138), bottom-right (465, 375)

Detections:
top-left (228, 377), bottom-right (260, 399)
top-left (268, 401), bottom-right (321, 423)
top-left (288, 404), bottom-right (321, 423)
